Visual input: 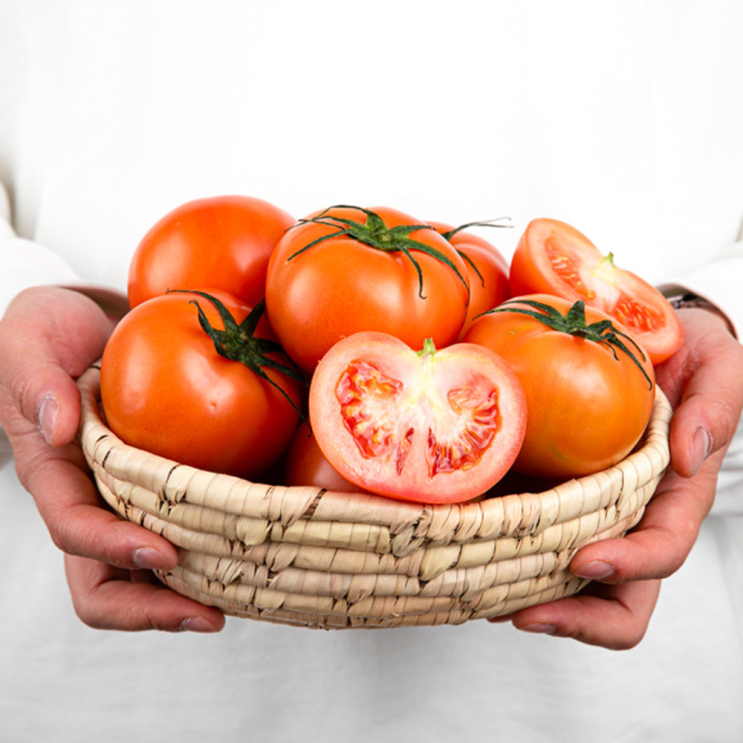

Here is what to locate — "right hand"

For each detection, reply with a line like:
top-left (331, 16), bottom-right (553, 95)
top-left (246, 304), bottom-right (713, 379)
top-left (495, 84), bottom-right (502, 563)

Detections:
top-left (0, 286), bottom-right (225, 632)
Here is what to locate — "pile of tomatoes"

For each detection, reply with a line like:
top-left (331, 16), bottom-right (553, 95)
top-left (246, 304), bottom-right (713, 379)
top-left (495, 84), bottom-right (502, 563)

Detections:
top-left (100, 195), bottom-right (683, 505)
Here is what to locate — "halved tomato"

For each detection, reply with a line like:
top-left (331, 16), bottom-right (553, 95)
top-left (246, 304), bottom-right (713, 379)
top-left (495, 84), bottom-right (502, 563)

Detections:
top-left (308, 332), bottom-right (527, 504)
top-left (509, 218), bottom-right (683, 364)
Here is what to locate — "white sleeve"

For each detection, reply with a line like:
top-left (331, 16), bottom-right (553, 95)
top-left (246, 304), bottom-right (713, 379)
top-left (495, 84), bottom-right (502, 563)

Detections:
top-left (0, 183), bottom-right (128, 319)
top-left (669, 242), bottom-right (743, 339)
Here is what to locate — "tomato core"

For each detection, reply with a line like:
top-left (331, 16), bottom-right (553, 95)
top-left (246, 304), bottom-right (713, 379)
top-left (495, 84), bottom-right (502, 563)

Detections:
top-left (335, 357), bottom-right (499, 479)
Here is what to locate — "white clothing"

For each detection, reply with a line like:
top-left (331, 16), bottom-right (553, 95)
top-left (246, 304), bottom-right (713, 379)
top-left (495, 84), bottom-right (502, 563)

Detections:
top-left (1, 2), bottom-right (743, 742)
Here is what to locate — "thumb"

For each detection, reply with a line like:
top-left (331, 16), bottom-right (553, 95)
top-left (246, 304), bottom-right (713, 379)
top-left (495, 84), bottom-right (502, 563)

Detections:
top-left (0, 287), bottom-right (115, 446)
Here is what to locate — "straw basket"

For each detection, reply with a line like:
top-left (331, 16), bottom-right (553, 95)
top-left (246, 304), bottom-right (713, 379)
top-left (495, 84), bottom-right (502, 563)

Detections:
top-left (77, 364), bottom-right (672, 630)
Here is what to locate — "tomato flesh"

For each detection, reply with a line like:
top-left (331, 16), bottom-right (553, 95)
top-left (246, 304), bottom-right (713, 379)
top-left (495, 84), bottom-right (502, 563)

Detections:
top-left (509, 218), bottom-right (684, 364)
top-left (309, 332), bottom-right (526, 504)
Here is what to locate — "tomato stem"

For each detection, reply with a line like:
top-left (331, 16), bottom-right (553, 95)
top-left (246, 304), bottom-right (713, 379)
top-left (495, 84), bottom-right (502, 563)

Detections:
top-left (286, 205), bottom-right (470, 301)
top-left (484, 298), bottom-right (653, 389)
top-left (169, 290), bottom-right (307, 417)
top-left (417, 338), bottom-right (438, 359)
top-left (438, 217), bottom-right (512, 242)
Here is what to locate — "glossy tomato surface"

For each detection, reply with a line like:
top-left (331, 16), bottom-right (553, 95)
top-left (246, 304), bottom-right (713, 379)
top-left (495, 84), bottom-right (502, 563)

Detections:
top-left (464, 294), bottom-right (656, 479)
top-left (309, 332), bottom-right (526, 504)
top-left (509, 218), bottom-right (683, 364)
top-left (429, 221), bottom-right (511, 339)
top-left (100, 290), bottom-right (304, 479)
top-left (282, 421), bottom-right (365, 492)
top-left (128, 195), bottom-right (295, 309)
top-left (265, 206), bottom-right (470, 373)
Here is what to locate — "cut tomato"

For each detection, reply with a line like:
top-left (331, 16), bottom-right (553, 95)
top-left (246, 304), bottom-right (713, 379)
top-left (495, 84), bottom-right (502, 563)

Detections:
top-left (308, 332), bottom-right (526, 504)
top-left (509, 218), bottom-right (683, 364)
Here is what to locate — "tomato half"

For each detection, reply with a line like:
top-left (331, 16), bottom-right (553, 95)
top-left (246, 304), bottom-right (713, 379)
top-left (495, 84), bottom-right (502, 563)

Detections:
top-left (429, 221), bottom-right (511, 339)
top-left (509, 218), bottom-right (683, 364)
top-left (100, 290), bottom-right (305, 479)
top-left (128, 195), bottom-right (295, 309)
top-left (464, 294), bottom-right (656, 480)
top-left (265, 205), bottom-right (471, 373)
top-left (308, 332), bottom-right (526, 504)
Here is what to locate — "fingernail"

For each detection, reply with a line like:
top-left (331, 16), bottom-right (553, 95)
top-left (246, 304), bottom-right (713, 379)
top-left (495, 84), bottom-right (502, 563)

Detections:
top-left (573, 560), bottom-right (614, 580)
top-left (132, 547), bottom-right (171, 570)
top-left (180, 617), bottom-right (220, 633)
top-left (520, 622), bottom-right (557, 635)
top-left (689, 427), bottom-right (713, 476)
top-left (38, 394), bottom-right (58, 445)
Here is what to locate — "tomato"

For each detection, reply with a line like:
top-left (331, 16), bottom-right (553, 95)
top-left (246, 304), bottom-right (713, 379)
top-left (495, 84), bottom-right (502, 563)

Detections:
top-left (464, 294), bottom-right (656, 479)
top-left (429, 220), bottom-right (511, 338)
top-left (282, 421), bottom-right (366, 492)
top-left (128, 195), bottom-right (295, 309)
top-left (100, 290), bottom-right (305, 479)
top-left (308, 332), bottom-right (527, 504)
top-left (265, 205), bottom-right (471, 373)
top-left (509, 218), bottom-right (684, 364)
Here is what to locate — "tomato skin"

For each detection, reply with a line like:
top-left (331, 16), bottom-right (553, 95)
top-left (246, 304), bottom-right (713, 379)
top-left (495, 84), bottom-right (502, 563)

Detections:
top-left (128, 195), bottom-right (295, 309)
top-left (309, 331), bottom-right (527, 504)
top-left (282, 421), bottom-right (366, 492)
top-left (509, 218), bottom-right (683, 364)
top-left (463, 294), bottom-right (656, 480)
top-left (265, 206), bottom-right (470, 373)
top-left (100, 290), bottom-right (304, 479)
top-left (429, 222), bottom-right (511, 339)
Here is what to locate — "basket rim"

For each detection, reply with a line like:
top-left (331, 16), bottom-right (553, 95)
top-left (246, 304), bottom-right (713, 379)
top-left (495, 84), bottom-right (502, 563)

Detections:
top-left (77, 363), bottom-right (672, 524)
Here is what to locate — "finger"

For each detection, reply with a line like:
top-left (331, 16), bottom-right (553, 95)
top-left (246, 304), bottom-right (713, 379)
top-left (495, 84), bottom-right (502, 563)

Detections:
top-left (569, 450), bottom-right (722, 584)
top-left (65, 554), bottom-right (225, 632)
top-left (656, 309), bottom-right (743, 478)
top-left (20, 436), bottom-right (180, 572)
top-left (509, 580), bottom-right (661, 650)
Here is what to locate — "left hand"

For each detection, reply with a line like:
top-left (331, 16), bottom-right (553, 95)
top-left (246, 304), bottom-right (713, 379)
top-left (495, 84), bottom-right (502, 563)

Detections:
top-left (497, 307), bottom-right (743, 649)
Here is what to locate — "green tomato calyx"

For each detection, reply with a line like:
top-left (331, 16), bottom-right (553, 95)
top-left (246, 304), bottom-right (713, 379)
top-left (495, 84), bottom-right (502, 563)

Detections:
top-left (170, 290), bottom-right (307, 417)
top-left (287, 205), bottom-right (469, 301)
top-left (486, 298), bottom-right (653, 389)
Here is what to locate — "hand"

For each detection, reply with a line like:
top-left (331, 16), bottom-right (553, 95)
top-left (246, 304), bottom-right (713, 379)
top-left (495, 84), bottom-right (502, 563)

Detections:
top-left (497, 307), bottom-right (743, 649)
top-left (0, 286), bottom-right (225, 632)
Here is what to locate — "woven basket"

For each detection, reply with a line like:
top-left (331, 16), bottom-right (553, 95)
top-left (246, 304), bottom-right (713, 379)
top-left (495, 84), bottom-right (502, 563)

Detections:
top-left (77, 364), bottom-right (672, 630)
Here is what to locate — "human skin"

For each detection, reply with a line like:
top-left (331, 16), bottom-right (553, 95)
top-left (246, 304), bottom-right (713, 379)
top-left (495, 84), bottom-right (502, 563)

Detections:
top-left (0, 287), bottom-right (741, 643)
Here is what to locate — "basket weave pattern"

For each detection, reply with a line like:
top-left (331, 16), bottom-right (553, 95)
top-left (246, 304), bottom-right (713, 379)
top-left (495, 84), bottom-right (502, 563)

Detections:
top-left (78, 365), bottom-right (672, 629)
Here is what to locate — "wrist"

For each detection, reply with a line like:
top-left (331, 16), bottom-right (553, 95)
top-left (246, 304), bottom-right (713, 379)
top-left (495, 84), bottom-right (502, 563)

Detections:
top-left (657, 283), bottom-right (737, 338)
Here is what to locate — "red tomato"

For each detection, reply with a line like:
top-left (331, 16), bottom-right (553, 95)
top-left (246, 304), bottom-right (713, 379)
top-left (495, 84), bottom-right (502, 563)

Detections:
top-left (509, 218), bottom-right (683, 364)
top-left (100, 290), bottom-right (305, 479)
top-left (265, 205), bottom-right (471, 373)
top-left (282, 421), bottom-right (366, 492)
top-left (308, 332), bottom-right (527, 504)
top-left (128, 195), bottom-right (295, 309)
top-left (429, 221), bottom-right (511, 338)
top-left (464, 294), bottom-right (656, 479)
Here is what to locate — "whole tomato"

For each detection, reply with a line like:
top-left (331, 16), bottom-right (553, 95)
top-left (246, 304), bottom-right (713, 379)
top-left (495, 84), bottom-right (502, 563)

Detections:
top-left (429, 220), bottom-right (511, 338)
top-left (309, 331), bottom-right (527, 504)
top-left (265, 205), bottom-right (471, 373)
top-left (100, 290), bottom-right (305, 479)
top-left (509, 218), bottom-right (683, 364)
top-left (128, 195), bottom-right (295, 309)
top-left (463, 294), bottom-right (656, 480)
top-left (282, 421), bottom-right (366, 493)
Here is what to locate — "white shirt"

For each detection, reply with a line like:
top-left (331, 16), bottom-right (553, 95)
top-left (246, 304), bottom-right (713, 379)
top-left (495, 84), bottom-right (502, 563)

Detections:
top-left (1, 2), bottom-right (742, 741)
